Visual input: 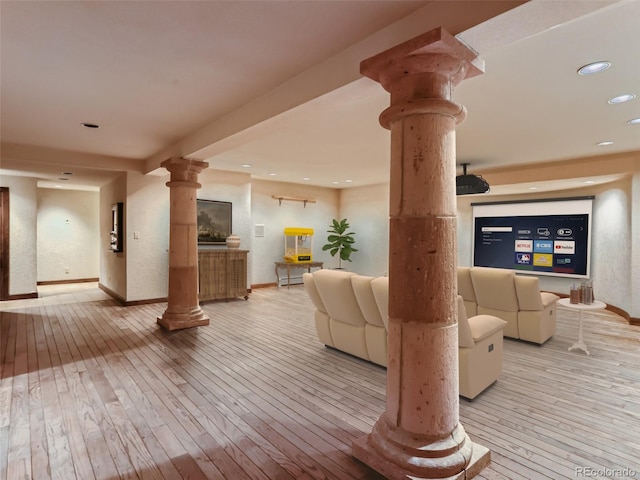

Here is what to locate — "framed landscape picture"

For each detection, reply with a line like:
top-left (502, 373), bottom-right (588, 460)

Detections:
top-left (197, 199), bottom-right (232, 245)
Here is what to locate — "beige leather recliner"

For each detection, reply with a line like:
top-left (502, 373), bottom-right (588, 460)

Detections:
top-left (515, 275), bottom-right (559, 344)
top-left (303, 269), bottom-right (370, 361)
top-left (303, 270), bottom-right (508, 399)
top-left (470, 267), bottom-right (521, 339)
top-left (457, 266), bottom-right (478, 316)
top-left (302, 269), bottom-right (333, 347)
top-left (457, 295), bottom-right (507, 399)
top-left (469, 266), bottom-right (558, 344)
top-left (351, 275), bottom-right (387, 366)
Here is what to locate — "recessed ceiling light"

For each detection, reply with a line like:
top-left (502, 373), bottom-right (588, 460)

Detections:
top-left (332, 181), bottom-right (339, 185)
top-left (81, 122), bottom-right (100, 129)
top-left (345, 179), bottom-right (353, 183)
top-left (303, 177), bottom-right (310, 181)
top-left (241, 164), bottom-right (252, 168)
top-left (597, 141), bottom-right (614, 146)
top-left (608, 94), bottom-right (636, 104)
top-left (528, 186), bottom-right (539, 190)
top-left (584, 180), bottom-right (596, 184)
top-left (268, 173), bottom-right (277, 176)
top-left (628, 117), bottom-right (640, 125)
top-left (577, 61), bottom-right (611, 75)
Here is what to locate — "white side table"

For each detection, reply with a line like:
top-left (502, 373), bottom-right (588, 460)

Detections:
top-left (558, 298), bottom-right (606, 355)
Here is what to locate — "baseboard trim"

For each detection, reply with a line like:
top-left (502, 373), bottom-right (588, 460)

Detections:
top-left (38, 278), bottom-right (99, 285)
top-left (607, 304), bottom-right (631, 323)
top-left (98, 283), bottom-right (126, 305)
top-left (124, 297), bottom-right (168, 307)
top-left (7, 292), bottom-right (38, 300)
top-left (98, 283), bottom-right (168, 306)
top-left (251, 283), bottom-right (277, 289)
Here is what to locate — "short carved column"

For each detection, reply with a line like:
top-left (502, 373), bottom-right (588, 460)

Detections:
top-left (352, 28), bottom-right (489, 479)
top-left (157, 157), bottom-right (210, 331)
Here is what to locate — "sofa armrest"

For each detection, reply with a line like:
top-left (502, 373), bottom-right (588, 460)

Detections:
top-left (303, 273), bottom-right (327, 313)
top-left (468, 315), bottom-right (507, 343)
top-left (541, 292), bottom-right (559, 308)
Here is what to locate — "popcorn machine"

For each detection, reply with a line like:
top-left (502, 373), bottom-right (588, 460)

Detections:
top-left (283, 227), bottom-right (314, 263)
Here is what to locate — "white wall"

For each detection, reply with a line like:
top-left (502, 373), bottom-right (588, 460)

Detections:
top-left (250, 179), bottom-right (339, 285)
top-left (37, 187), bottom-right (99, 282)
top-left (125, 171), bottom-right (170, 301)
top-left (100, 174), bottom-right (127, 299)
top-left (631, 161), bottom-right (640, 318)
top-left (102, 168), bottom-right (254, 302)
top-left (198, 169), bottom-right (253, 285)
top-left (590, 186), bottom-right (630, 313)
top-left (455, 178), bottom-right (634, 314)
top-left (0, 175), bottom-right (37, 296)
top-left (339, 183), bottom-right (389, 276)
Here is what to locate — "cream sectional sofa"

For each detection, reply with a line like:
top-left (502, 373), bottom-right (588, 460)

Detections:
top-left (457, 266), bottom-right (559, 344)
top-left (303, 269), bottom-right (507, 399)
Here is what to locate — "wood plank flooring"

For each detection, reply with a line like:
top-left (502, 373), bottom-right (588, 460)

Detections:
top-left (1, 283), bottom-right (639, 479)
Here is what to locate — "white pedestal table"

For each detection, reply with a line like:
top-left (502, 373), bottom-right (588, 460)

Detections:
top-left (558, 298), bottom-right (606, 355)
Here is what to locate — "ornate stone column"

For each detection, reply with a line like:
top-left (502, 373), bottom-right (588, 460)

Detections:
top-left (157, 157), bottom-right (210, 331)
top-left (352, 28), bottom-right (489, 479)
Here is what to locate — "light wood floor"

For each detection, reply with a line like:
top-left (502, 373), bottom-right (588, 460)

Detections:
top-left (1, 284), bottom-right (639, 480)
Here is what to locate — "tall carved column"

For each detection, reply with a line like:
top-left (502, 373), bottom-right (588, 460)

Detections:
top-left (157, 157), bottom-right (210, 331)
top-left (352, 28), bottom-right (489, 479)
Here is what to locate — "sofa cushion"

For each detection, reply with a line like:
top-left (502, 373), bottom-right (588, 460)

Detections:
top-left (457, 267), bottom-right (476, 301)
top-left (471, 267), bottom-right (519, 311)
top-left (457, 267), bottom-right (478, 316)
top-left (302, 273), bottom-right (327, 313)
top-left (312, 269), bottom-right (366, 327)
top-left (514, 275), bottom-right (544, 310)
top-left (351, 275), bottom-right (385, 328)
top-left (457, 295), bottom-right (475, 348)
top-left (370, 277), bottom-right (389, 330)
top-left (469, 315), bottom-right (508, 343)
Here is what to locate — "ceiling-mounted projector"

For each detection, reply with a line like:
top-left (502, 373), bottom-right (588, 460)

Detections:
top-left (456, 163), bottom-right (490, 195)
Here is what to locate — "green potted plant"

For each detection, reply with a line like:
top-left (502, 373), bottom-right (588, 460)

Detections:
top-left (322, 218), bottom-right (357, 269)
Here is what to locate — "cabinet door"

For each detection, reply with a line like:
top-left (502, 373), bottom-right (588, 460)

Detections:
top-left (226, 250), bottom-right (248, 298)
top-left (198, 251), bottom-right (213, 301)
top-left (199, 250), bottom-right (228, 301)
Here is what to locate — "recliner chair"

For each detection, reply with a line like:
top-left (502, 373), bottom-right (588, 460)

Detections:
top-left (515, 275), bottom-right (558, 344)
top-left (470, 267), bottom-right (521, 339)
top-left (469, 266), bottom-right (558, 344)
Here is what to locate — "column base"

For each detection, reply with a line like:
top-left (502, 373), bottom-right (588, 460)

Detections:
top-left (352, 419), bottom-right (490, 480)
top-left (157, 306), bottom-right (209, 331)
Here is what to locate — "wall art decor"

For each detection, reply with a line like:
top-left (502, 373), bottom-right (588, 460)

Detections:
top-left (197, 199), bottom-right (232, 245)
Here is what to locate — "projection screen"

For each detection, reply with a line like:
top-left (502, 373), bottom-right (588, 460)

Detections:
top-left (471, 197), bottom-right (594, 279)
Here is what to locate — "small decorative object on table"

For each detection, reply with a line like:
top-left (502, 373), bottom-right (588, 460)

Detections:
top-left (580, 280), bottom-right (594, 304)
top-left (570, 284), bottom-right (581, 304)
top-left (226, 234), bottom-right (241, 249)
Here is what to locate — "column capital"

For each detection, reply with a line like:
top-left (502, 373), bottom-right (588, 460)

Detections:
top-left (361, 27), bottom-right (484, 128)
top-left (361, 27), bottom-right (483, 90)
top-left (162, 157), bottom-right (209, 188)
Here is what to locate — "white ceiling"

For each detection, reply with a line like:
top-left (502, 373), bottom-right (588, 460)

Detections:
top-left (1, 0), bottom-right (638, 194)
